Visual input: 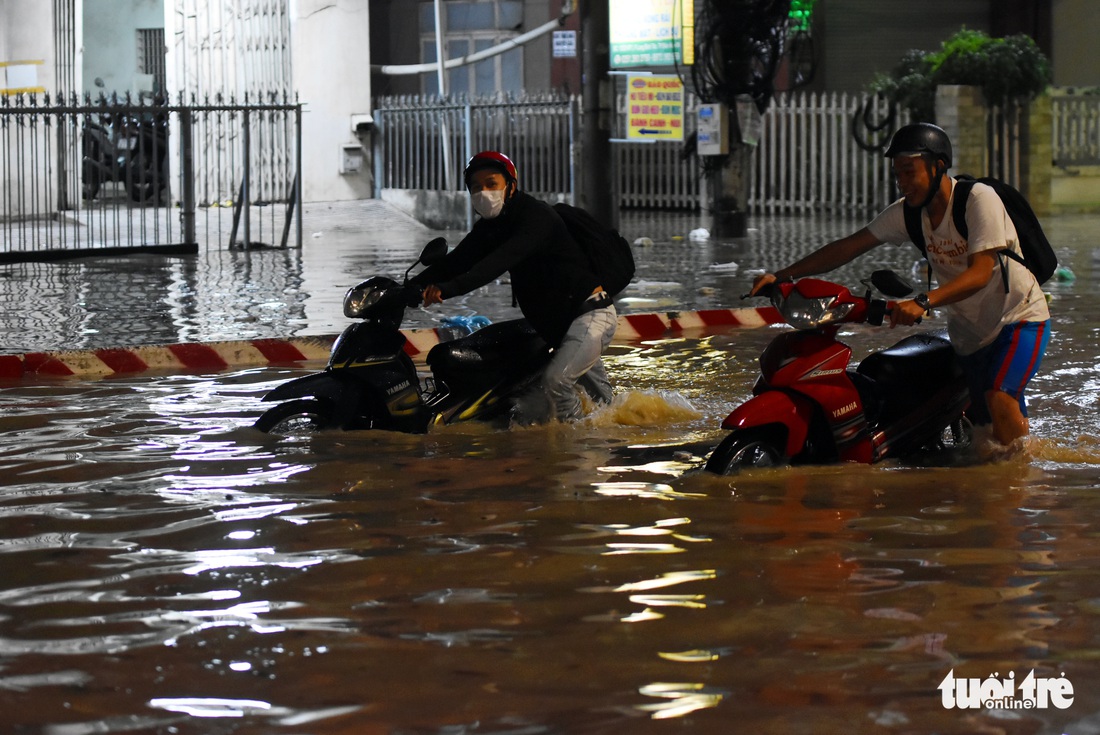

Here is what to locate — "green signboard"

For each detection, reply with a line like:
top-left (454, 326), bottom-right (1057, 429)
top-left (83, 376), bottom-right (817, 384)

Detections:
top-left (609, 0), bottom-right (694, 69)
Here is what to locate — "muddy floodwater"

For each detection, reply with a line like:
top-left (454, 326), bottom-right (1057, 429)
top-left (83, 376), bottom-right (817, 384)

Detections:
top-left (1, 210), bottom-right (1099, 733)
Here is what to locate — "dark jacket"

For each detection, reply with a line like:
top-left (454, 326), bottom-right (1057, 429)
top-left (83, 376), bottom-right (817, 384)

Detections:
top-left (412, 190), bottom-right (601, 346)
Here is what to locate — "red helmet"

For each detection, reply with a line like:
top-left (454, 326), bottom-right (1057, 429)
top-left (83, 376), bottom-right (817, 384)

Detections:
top-left (463, 150), bottom-right (517, 190)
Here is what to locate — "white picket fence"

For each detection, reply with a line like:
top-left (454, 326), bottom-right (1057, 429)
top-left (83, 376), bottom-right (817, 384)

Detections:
top-left (750, 92), bottom-right (901, 216)
top-left (612, 90), bottom-right (903, 216)
top-left (1052, 91), bottom-right (1100, 166)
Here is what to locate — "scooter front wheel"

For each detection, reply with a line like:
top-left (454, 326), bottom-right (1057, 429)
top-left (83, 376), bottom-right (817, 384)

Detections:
top-left (705, 431), bottom-right (785, 475)
top-left (254, 398), bottom-right (340, 434)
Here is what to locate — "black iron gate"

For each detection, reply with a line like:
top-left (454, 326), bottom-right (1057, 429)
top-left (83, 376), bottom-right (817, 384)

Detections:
top-left (0, 93), bottom-right (301, 263)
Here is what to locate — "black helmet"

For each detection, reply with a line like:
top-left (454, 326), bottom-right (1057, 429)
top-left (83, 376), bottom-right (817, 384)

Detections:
top-left (884, 123), bottom-right (952, 168)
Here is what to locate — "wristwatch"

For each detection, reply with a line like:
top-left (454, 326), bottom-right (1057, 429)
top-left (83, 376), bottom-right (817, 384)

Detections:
top-left (913, 292), bottom-right (932, 313)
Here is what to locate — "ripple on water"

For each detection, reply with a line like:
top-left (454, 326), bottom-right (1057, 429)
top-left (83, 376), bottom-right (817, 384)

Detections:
top-left (2, 303), bottom-right (1100, 732)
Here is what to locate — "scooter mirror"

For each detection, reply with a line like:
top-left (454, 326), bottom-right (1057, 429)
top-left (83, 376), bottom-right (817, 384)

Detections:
top-left (869, 269), bottom-right (914, 298)
top-left (420, 237), bottom-right (448, 266)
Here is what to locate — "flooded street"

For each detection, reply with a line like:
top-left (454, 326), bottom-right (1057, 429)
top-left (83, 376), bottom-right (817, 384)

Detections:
top-left (1, 209), bottom-right (1098, 733)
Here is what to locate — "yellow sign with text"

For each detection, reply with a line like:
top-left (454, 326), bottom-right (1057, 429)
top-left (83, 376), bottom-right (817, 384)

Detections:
top-left (626, 75), bottom-right (684, 142)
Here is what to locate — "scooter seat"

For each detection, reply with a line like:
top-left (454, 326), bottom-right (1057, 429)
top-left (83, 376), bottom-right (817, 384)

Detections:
top-left (856, 332), bottom-right (960, 386)
top-left (427, 319), bottom-right (549, 391)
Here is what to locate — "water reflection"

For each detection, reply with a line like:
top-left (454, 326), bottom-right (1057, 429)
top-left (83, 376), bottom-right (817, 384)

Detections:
top-left (0, 364), bottom-right (1098, 732)
top-left (636, 681), bottom-right (729, 719)
top-left (1, 212), bottom-right (1099, 733)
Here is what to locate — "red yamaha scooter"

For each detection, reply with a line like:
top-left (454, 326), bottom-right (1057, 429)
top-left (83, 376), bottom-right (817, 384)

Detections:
top-left (704, 271), bottom-right (972, 474)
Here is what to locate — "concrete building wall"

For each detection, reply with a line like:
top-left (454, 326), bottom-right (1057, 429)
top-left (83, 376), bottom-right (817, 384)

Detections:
top-left (83, 0), bottom-right (163, 97)
top-left (817, 0), bottom-right (989, 93)
top-left (292, 0), bottom-right (374, 202)
top-left (1, 0), bottom-right (56, 93)
top-left (1051, 0), bottom-right (1100, 87)
top-left (1, 0), bottom-right (57, 215)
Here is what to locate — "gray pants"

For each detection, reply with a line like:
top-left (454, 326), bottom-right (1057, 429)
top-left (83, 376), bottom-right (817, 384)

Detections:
top-left (514, 303), bottom-right (617, 423)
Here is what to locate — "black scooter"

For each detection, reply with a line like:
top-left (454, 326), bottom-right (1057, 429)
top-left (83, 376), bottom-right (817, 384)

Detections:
top-left (82, 93), bottom-right (168, 204)
top-left (253, 238), bottom-right (553, 434)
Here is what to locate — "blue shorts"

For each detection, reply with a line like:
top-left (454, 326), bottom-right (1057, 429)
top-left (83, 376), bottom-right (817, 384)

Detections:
top-left (958, 320), bottom-right (1050, 425)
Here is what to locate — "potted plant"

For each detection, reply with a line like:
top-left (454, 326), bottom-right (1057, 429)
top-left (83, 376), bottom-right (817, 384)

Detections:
top-left (869, 29), bottom-right (1052, 122)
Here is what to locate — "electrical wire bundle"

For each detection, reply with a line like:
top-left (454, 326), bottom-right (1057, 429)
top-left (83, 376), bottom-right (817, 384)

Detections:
top-left (684, 0), bottom-right (793, 171)
top-left (689, 0), bottom-right (792, 112)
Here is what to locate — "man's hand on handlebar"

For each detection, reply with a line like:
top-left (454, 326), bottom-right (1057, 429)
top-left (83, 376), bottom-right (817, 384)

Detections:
top-left (744, 272), bottom-right (785, 299)
top-left (889, 299), bottom-right (925, 327)
top-left (421, 284), bottom-right (443, 306)
top-left (748, 273), bottom-right (777, 297)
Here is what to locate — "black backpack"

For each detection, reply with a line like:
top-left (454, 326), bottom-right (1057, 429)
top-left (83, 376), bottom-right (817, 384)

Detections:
top-left (903, 175), bottom-right (1057, 290)
top-left (553, 202), bottom-right (636, 297)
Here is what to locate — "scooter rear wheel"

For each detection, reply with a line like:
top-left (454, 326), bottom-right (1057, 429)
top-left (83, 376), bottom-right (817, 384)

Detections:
top-left (254, 398), bottom-right (339, 434)
top-left (931, 415), bottom-right (973, 452)
top-left (705, 431), bottom-right (785, 475)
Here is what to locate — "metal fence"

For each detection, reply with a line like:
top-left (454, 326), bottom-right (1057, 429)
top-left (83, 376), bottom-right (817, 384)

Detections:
top-left (0, 93), bottom-right (301, 261)
top-left (752, 91), bottom-right (901, 216)
top-left (1052, 91), bottom-right (1100, 167)
top-left (373, 89), bottom-right (902, 216)
top-left (373, 87), bottom-right (1100, 218)
top-left (9, 88), bottom-right (1090, 259)
top-left (373, 93), bottom-right (576, 197)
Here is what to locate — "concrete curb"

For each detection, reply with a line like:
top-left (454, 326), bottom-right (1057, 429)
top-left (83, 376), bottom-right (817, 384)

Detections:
top-left (0, 306), bottom-right (781, 381)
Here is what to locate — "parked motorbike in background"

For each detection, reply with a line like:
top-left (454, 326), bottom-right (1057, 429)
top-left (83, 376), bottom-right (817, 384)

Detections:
top-left (82, 88), bottom-right (168, 204)
top-left (253, 238), bottom-right (554, 434)
top-left (704, 270), bottom-right (972, 474)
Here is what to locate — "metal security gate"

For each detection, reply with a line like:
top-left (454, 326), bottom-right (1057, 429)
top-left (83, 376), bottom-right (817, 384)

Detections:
top-left (0, 94), bottom-right (301, 262)
top-left (374, 93), bottom-right (576, 198)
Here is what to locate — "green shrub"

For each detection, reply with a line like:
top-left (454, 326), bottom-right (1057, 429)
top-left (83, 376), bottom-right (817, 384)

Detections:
top-left (869, 29), bottom-right (1051, 121)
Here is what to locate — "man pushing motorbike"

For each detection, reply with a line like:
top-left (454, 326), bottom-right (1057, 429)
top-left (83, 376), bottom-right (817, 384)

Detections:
top-left (749, 123), bottom-right (1051, 454)
top-left (412, 150), bottom-right (617, 424)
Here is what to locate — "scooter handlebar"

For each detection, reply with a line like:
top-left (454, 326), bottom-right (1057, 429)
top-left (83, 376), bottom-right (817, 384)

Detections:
top-left (876, 300), bottom-right (922, 327)
top-left (403, 283), bottom-right (424, 307)
top-left (741, 281), bottom-right (782, 300)
top-left (867, 298), bottom-right (888, 326)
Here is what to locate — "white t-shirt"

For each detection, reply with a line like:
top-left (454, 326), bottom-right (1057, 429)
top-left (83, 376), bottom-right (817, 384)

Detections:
top-left (867, 179), bottom-right (1050, 355)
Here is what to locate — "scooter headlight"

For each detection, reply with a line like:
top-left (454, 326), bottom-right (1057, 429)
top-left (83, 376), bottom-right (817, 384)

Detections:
top-left (343, 284), bottom-right (384, 318)
top-left (780, 292), bottom-right (854, 329)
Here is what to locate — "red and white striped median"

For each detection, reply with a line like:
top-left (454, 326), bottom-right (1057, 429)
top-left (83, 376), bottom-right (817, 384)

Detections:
top-left (0, 305), bottom-right (781, 380)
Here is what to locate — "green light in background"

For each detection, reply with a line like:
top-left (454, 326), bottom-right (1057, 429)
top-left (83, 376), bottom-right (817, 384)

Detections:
top-left (789, 0), bottom-right (815, 33)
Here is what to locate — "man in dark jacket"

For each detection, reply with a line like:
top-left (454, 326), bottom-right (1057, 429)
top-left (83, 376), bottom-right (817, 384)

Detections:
top-left (413, 151), bottom-right (617, 423)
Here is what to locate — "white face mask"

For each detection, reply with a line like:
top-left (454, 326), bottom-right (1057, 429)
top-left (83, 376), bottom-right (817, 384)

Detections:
top-left (471, 188), bottom-right (506, 219)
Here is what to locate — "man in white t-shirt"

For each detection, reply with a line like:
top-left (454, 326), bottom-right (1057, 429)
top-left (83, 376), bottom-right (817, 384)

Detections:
top-left (749, 123), bottom-right (1051, 451)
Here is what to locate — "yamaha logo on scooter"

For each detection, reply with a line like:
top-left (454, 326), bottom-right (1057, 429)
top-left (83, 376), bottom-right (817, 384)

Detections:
top-left (386, 379), bottom-right (411, 396)
top-left (832, 400), bottom-right (858, 418)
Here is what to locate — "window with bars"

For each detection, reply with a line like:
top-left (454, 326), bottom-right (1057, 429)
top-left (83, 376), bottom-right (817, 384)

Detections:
top-left (419, 1), bottom-right (524, 95)
top-left (137, 27), bottom-right (166, 95)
